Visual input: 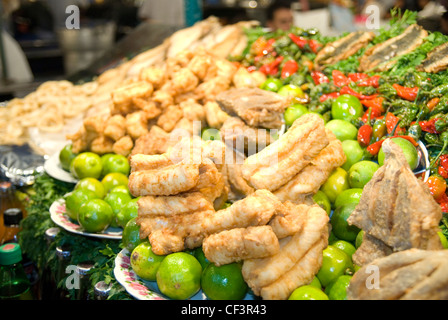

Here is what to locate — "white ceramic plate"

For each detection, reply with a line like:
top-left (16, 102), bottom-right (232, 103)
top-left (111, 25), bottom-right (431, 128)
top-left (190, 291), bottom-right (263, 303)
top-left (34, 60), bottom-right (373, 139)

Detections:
top-left (114, 248), bottom-right (257, 301)
top-left (49, 198), bottom-right (122, 240)
top-left (44, 152), bottom-right (78, 184)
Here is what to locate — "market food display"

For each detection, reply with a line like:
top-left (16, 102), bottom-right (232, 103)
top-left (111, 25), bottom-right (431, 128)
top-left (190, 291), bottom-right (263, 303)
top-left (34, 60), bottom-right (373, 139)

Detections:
top-left (6, 10), bottom-right (448, 301)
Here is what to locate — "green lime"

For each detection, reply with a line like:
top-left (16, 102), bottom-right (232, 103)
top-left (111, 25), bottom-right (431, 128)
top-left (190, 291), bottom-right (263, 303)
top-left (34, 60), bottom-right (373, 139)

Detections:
top-left (122, 217), bottom-right (144, 252)
top-left (324, 275), bottom-right (352, 300)
top-left (438, 231), bottom-right (448, 249)
top-left (316, 245), bottom-right (354, 287)
top-left (65, 189), bottom-right (99, 221)
top-left (378, 137), bottom-right (419, 170)
top-left (334, 188), bottom-right (363, 209)
top-left (329, 231), bottom-right (339, 243)
top-left (193, 246), bottom-right (210, 270)
top-left (331, 94), bottom-right (363, 122)
top-left (101, 154), bottom-right (130, 177)
top-left (70, 152), bottom-right (103, 180)
top-left (260, 78), bottom-right (283, 92)
top-left (309, 277), bottom-right (322, 289)
top-left (75, 177), bottom-right (106, 199)
top-left (325, 119), bottom-right (358, 142)
top-left (330, 203), bottom-right (361, 242)
top-left (201, 263), bottom-right (248, 300)
top-left (330, 240), bottom-right (356, 259)
top-left (320, 167), bottom-right (350, 205)
top-left (312, 190), bottom-right (332, 215)
top-left (77, 199), bottom-right (114, 233)
top-left (288, 285), bottom-right (329, 300)
top-left (201, 128), bottom-right (221, 141)
top-left (284, 104), bottom-right (309, 126)
top-left (277, 84), bottom-right (304, 98)
top-left (341, 140), bottom-right (364, 171)
top-left (131, 242), bottom-right (166, 281)
top-left (59, 144), bottom-right (78, 171)
top-left (104, 190), bottom-right (132, 228)
top-left (348, 160), bottom-right (379, 189)
top-left (116, 197), bottom-right (139, 228)
top-left (101, 172), bottom-right (129, 194)
top-left (355, 230), bottom-right (364, 248)
top-left (156, 252), bottom-right (202, 300)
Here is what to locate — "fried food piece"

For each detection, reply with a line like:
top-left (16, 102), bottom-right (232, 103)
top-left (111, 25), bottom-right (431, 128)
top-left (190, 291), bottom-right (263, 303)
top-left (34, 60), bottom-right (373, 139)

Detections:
top-left (194, 76), bottom-right (232, 103)
top-left (151, 90), bottom-right (174, 110)
top-left (242, 113), bottom-right (329, 191)
top-left (104, 114), bottom-right (126, 141)
top-left (170, 68), bottom-right (199, 95)
top-left (203, 226), bottom-right (280, 266)
top-left (351, 233), bottom-right (393, 266)
top-left (125, 111), bottom-right (149, 140)
top-left (138, 192), bottom-right (214, 217)
top-left (347, 139), bottom-right (443, 266)
top-left (131, 125), bottom-right (175, 156)
top-left (215, 87), bottom-right (288, 129)
top-left (274, 130), bottom-right (346, 203)
top-left (139, 65), bottom-right (167, 89)
top-left (111, 81), bottom-right (153, 115)
top-left (67, 126), bottom-right (88, 153)
top-left (128, 161), bottom-right (200, 197)
top-left (187, 53), bottom-right (213, 81)
top-left (190, 158), bottom-right (226, 203)
top-left (112, 135), bottom-right (133, 157)
top-left (417, 42), bottom-right (448, 73)
top-left (156, 105), bottom-right (183, 132)
top-left (130, 153), bottom-right (173, 172)
top-left (137, 189), bottom-right (283, 255)
top-left (232, 67), bottom-right (266, 89)
top-left (204, 101), bottom-right (229, 129)
top-left (225, 148), bottom-right (255, 200)
top-left (347, 249), bottom-right (448, 300)
top-left (242, 205), bottom-right (329, 300)
top-left (132, 98), bottom-right (162, 120)
top-left (90, 135), bottom-right (114, 155)
top-left (268, 201), bottom-right (309, 239)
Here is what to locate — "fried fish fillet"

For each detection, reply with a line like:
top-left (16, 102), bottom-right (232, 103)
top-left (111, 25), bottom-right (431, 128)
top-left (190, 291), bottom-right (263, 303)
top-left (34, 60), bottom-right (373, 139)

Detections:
top-left (348, 249), bottom-right (448, 300)
top-left (358, 24), bottom-right (428, 72)
top-left (242, 205), bottom-right (329, 300)
top-left (417, 42), bottom-right (448, 73)
top-left (241, 113), bottom-right (329, 191)
top-left (202, 226), bottom-right (280, 266)
top-left (347, 139), bottom-right (443, 266)
top-left (274, 129), bottom-right (346, 203)
top-left (137, 189), bottom-right (283, 255)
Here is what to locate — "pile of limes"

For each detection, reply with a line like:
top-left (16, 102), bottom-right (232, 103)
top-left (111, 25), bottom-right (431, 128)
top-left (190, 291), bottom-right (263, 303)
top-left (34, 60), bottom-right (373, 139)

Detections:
top-left (61, 144), bottom-right (137, 233)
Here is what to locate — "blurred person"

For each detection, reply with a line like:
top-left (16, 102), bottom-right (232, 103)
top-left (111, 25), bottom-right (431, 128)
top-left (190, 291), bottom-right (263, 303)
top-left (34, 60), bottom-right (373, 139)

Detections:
top-left (266, 1), bottom-right (294, 31)
top-left (441, 11), bottom-right (448, 33)
top-left (138, 0), bottom-right (202, 27)
top-left (417, 0), bottom-right (446, 19)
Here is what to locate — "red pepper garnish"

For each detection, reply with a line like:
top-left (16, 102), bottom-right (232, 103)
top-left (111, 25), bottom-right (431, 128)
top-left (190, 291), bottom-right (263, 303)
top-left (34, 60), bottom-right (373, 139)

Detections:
top-left (340, 86), bottom-right (378, 100)
top-left (332, 70), bottom-right (350, 87)
top-left (360, 96), bottom-right (385, 112)
top-left (259, 56), bottom-right (284, 76)
top-left (358, 124), bottom-right (373, 147)
top-left (357, 75), bottom-right (381, 88)
top-left (436, 192), bottom-right (448, 213)
top-left (308, 39), bottom-right (322, 53)
top-left (392, 83), bottom-right (419, 101)
top-left (246, 66), bottom-right (257, 73)
top-left (288, 33), bottom-right (308, 49)
top-left (348, 73), bottom-right (368, 82)
top-left (319, 92), bottom-right (340, 103)
top-left (361, 107), bottom-right (382, 123)
top-left (281, 60), bottom-right (298, 79)
top-left (419, 118), bottom-right (439, 134)
top-left (367, 139), bottom-right (385, 155)
top-left (311, 71), bottom-right (329, 85)
top-left (385, 112), bottom-right (406, 135)
top-left (439, 166), bottom-right (448, 179)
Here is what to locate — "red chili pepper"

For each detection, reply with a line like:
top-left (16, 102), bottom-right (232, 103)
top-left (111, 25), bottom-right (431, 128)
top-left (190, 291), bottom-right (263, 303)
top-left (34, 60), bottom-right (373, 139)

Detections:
top-left (357, 75), bottom-right (381, 88)
top-left (439, 166), bottom-right (448, 179)
top-left (339, 86), bottom-right (378, 100)
top-left (246, 66), bottom-right (257, 73)
top-left (440, 154), bottom-right (448, 170)
top-left (308, 39), bottom-right (322, 53)
top-left (436, 192), bottom-right (448, 212)
top-left (348, 73), bottom-right (368, 82)
top-left (419, 118), bottom-right (439, 134)
top-left (259, 56), bottom-right (284, 76)
top-left (392, 83), bottom-right (419, 101)
top-left (360, 96), bottom-right (385, 112)
top-left (367, 139), bottom-right (385, 155)
top-left (385, 112), bottom-right (406, 135)
top-left (358, 124), bottom-right (373, 147)
top-left (361, 107), bottom-right (382, 123)
top-left (427, 97), bottom-right (440, 111)
top-left (281, 60), bottom-right (298, 79)
top-left (311, 71), bottom-right (329, 85)
top-left (426, 175), bottom-right (447, 200)
top-left (332, 70), bottom-right (350, 87)
top-left (288, 33), bottom-right (308, 49)
top-left (319, 92), bottom-right (340, 102)
top-left (393, 135), bottom-right (419, 146)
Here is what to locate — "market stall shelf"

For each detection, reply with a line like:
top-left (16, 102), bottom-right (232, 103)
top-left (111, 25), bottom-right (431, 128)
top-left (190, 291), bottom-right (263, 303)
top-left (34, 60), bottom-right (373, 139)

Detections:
top-left (44, 152), bottom-right (78, 184)
top-left (49, 198), bottom-right (122, 240)
top-left (114, 248), bottom-right (257, 301)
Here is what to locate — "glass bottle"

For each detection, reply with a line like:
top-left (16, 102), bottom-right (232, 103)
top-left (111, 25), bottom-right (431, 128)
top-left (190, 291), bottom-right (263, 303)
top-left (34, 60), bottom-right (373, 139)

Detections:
top-left (0, 181), bottom-right (18, 241)
top-left (94, 281), bottom-right (111, 300)
top-left (39, 227), bottom-right (60, 300)
top-left (0, 243), bottom-right (33, 300)
top-left (1, 208), bottom-right (23, 245)
top-left (75, 261), bottom-right (95, 300)
top-left (55, 244), bottom-right (71, 300)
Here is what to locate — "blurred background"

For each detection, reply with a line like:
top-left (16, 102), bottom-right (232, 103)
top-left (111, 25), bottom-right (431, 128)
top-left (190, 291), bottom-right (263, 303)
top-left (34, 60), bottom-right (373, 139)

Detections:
top-left (1, 0), bottom-right (447, 100)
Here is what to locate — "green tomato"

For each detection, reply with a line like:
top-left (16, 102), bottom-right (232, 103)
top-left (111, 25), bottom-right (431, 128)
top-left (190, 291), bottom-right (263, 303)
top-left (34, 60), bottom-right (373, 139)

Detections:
top-left (325, 119), bottom-right (358, 142)
top-left (284, 104), bottom-right (309, 126)
top-left (320, 167), bottom-right (350, 205)
top-left (334, 188), bottom-right (363, 210)
top-left (378, 137), bottom-right (419, 170)
top-left (348, 160), bottom-right (380, 189)
top-left (288, 285), bottom-right (329, 300)
top-left (341, 140), bottom-right (365, 171)
top-left (312, 190), bottom-right (332, 215)
top-left (277, 84), bottom-right (304, 98)
top-left (331, 94), bottom-right (363, 121)
top-left (260, 77), bottom-right (283, 92)
top-left (330, 203), bottom-right (361, 242)
top-left (317, 245), bottom-right (354, 287)
top-left (324, 275), bottom-right (352, 300)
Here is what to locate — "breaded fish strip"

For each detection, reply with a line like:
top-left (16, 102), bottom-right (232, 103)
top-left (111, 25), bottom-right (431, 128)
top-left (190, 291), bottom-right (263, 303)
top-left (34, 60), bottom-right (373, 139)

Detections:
top-left (241, 113), bottom-right (328, 191)
top-left (242, 205), bottom-right (329, 299)
top-left (128, 161), bottom-right (200, 197)
top-left (203, 226), bottom-right (280, 266)
top-left (138, 192), bottom-right (214, 216)
top-left (274, 130), bottom-right (346, 202)
top-left (129, 153), bottom-right (173, 172)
